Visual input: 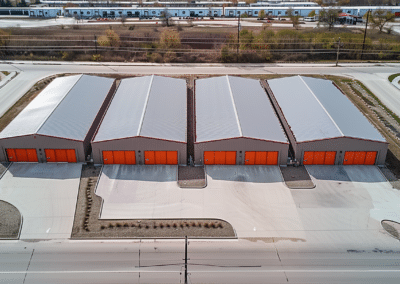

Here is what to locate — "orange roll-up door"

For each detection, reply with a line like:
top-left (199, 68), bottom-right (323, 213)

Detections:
top-left (353, 151), bottom-right (366, 165)
top-left (125, 151), bottom-right (136, 165)
top-left (16, 149), bottom-right (28, 162)
top-left (303, 151), bottom-right (314, 165)
top-left (214, 151), bottom-right (226, 165)
top-left (324, 152), bottom-right (336, 165)
top-left (26, 149), bottom-right (38, 162)
top-left (245, 152), bottom-right (255, 165)
top-left (204, 151), bottom-right (215, 165)
top-left (225, 151), bottom-right (236, 165)
top-left (103, 151), bottom-right (113, 164)
top-left (145, 151), bottom-right (155, 165)
top-left (155, 151), bottom-right (167, 164)
top-left (66, 149), bottom-right (77, 163)
top-left (255, 152), bottom-right (267, 165)
top-left (313, 152), bottom-right (326, 165)
top-left (364, 151), bottom-right (377, 165)
top-left (343, 151), bottom-right (355, 165)
top-left (55, 149), bottom-right (68, 162)
top-left (113, 151), bottom-right (125, 164)
top-left (6, 149), bottom-right (17, 162)
top-left (266, 151), bottom-right (278, 165)
top-left (45, 149), bottom-right (56, 163)
top-left (166, 151), bottom-right (178, 165)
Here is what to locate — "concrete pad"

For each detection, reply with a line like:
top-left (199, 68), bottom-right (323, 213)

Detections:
top-left (0, 163), bottom-right (81, 239)
top-left (96, 165), bottom-right (305, 239)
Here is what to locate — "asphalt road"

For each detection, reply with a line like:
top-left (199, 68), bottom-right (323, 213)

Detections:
top-left (1, 239), bottom-right (400, 284)
top-left (0, 62), bottom-right (399, 118)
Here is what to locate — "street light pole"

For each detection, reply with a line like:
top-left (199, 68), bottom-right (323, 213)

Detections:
top-left (237, 10), bottom-right (240, 63)
top-left (184, 236), bottom-right (188, 284)
top-left (336, 37), bottom-right (341, 67)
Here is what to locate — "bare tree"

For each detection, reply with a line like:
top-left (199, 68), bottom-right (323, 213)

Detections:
top-left (287, 8), bottom-right (300, 30)
top-left (369, 9), bottom-right (396, 33)
top-left (318, 8), bottom-right (340, 30)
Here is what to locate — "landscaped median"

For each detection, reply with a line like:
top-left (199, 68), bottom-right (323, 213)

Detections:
top-left (0, 200), bottom-right (22, 240)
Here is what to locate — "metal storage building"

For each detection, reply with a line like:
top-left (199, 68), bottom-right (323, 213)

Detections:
top-left (91, 75), bottom-right (187, 165)
top-left (0, 75), bottom-right (116, 163)
top-left (265, 75), bottom-right (388, 165)
top-left (194, 76), bottom-right (289, 165)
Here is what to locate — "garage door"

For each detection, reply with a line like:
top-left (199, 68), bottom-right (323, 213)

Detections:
top-left (144, 151), bottom-right (177, 165)
top-left (102, 151), bottom-right (136, 165)
top-left (244, 151), bottom-right (279, 165)
top-left (303, 151), bottom-right (336, 165)
top-left (343, 151), bottom-right (377, 165)
top-left (204, 151), bottom-right (236, 165)
top-left (6, 148), bottom-right (38, 162)
top-left (45, 149), bottom-right (77, 163)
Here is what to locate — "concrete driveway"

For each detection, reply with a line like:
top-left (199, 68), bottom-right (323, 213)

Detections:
top-left (96, 165), bottom-right (304, 239)
top-left (0, 163), bottom-right (81, 239)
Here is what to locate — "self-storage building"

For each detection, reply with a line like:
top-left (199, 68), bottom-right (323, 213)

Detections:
top-left (91, 75), bottom-right (187, 165)
top-left (194, 76), bottom-right (289, 165)
top-left (0, 75), bottom-right (116, 163)
top-left (265, 76), bottom-right (388, 165)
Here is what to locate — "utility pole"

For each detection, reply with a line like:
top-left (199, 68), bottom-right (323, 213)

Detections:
top-left (184, 236), bottom-right (188, 284)
top-left (361, 10), bottom-right (370, 61)
top-left (237, 10), bottom-right (240, 63)
top-left (336, 37), bottom-right (341, 67)
top-left (94, 35), bottom-right (98, 54)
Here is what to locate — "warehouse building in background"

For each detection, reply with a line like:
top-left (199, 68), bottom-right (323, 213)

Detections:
top-left (194, 76), bottom-right (289, 165)
top-left (92, 75), bottom-right (187, 165)
top-left (0, 75), bottom-right (116, 163)
top-left (265, 76), bottom-right (388, 165)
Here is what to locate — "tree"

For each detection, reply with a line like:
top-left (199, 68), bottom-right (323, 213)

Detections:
top-left (159, 29), bottom-right (181, 50)
top-left (369, 9), bottom-right (396, 33)
top-left (258, 10), bottom-right (265, 20)
top-left (318, 8), bottom-right (340, 31)
top-left (287, 8), bottom-right (300, 30)
top-left (98, 29), bottom-right (120, 48)
top-left (160, 9), bottom-right (173, 27)
top-left (308, 10), bottom-right (316, 17)
top-left (0, 29), bottom-right (10, 55)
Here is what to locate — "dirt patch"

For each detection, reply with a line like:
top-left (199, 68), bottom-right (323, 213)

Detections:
top-left (178, 165), bottom-right (206, 188)
top-left (280, 166), bottom-right (315, 189)
top-left (0, 200), bottom-right (21, 239)
top-left (71, 165), bottom-right (235, 239)
top-left (381, 220), bottom-right (400, 240)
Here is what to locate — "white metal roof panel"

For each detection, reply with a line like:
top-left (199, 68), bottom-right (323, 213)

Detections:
top-left (195, 76), bottom-right (241, 142)
top-left (92, 76), bottom-right (152, 142)
top-left (37, 75), bottom-right (115, 141)
top-left (140, 76), bottom-right (187, 142)
top-left (0, 75), bottom-right (82, 139)
top-left (93, 76), bottom-right (187, 143)
top-left (196, 76), bottom-right (288, 143)
top-left (228, 76), bottom-right (288, 143)
top-left (267, 76), bottom-right (386, 143)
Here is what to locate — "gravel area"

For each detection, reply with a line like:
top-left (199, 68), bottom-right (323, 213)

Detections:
top-left (280, 166), bottom-right (315, 189)
top-left (178, 165), bottom-right (207, 188)
top-left (0, 200), bottom-right (21, 239)
top-left (71, 165), bottom-right (235, 239)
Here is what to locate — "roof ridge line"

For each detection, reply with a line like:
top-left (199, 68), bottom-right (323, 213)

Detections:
top-left (137, 75), bottom-right (154, 136)
top-left (35, 74), bottom-right (83, 135)
top-left (226, 75), bottom-right (243, 137)
top-left (298, 76), bottom-right (344, 137)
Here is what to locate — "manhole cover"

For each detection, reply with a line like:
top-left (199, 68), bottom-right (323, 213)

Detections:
top-left (381, 220), bottom-right (400, 240)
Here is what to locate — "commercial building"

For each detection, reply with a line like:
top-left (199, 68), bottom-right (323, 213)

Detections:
top-left (265, 75), bottom-right (388, 165)
top-left (194, 76), bottom-right (289, 165)
top-left (92, 75), bottom-right (187, 165)
top-left (0, 75), bottom-right (116, 163)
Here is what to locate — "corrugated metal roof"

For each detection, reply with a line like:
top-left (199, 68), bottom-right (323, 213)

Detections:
top-left (0, 75), bottom-right (115, 141)
top-left (267, 76), bottom-right (386, 143)
top-left (196, 76), bottom-right (288, 143)
top-left (93, 76), bottom-right (187, 143)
